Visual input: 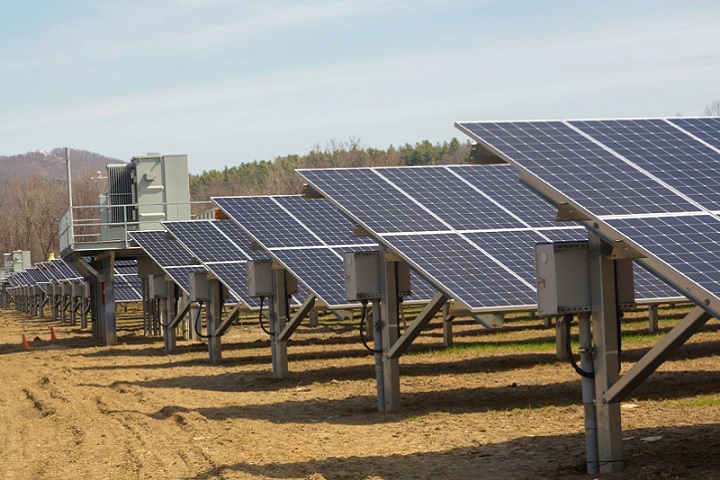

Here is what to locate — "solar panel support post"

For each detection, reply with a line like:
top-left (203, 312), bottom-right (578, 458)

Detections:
top-left (587, 232), bottom-right (623, 473)
top-left (648, 304), bottom-right (659, 334)
top-left (270, 269), bottom-right (289, 378)
top-left (97, 253), bottom-right (118, 346)
top-left (443, 302), bottom-right (455, 347)
top-left (51, 284), bottom-right (58, 322)
top-left (372, 299), bottom-right (384, 412)
top-left (207, 279), bottom-right (223, 365)
top-left (188, 302), bottom-right (200, 340)
top-left (380, 251), bottom-right (401, 412)
top-left (578, 312), bottom-right (599, 474)
top-left (164, 280), bottom-right (177, 354)
top-left (69, 287), bottom-right (77, 326)
top-left (555, 316), bottom-right (568, 361)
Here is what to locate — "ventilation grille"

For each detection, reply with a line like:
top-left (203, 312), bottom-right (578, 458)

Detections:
top-left (107, 164), bottom-right (134, 223)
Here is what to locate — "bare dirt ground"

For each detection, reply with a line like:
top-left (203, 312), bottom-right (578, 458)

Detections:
top-left (0, 305), bottom-right (718, 480)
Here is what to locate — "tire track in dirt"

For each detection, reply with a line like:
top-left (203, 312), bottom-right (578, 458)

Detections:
top-left (94, 387), bottom-right (228, 479)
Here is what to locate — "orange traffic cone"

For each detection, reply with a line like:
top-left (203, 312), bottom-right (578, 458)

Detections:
top-left (22, 334), bottom-right (30, 350)
top-left (50, 327), bottom-right (57, 341)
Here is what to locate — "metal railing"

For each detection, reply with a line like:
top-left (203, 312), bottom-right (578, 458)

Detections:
top-left (60, 201), bottom-right (214, 252)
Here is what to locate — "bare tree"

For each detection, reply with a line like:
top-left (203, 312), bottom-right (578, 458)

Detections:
top-left (703, 101), bottom-right (720, 116)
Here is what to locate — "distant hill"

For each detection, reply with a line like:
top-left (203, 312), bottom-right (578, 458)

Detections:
top-left (0, 148), bottom-right (123, 183)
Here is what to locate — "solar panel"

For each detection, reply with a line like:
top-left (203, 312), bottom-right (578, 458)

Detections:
top-left (129, 231), bottom-right (194, 267)
top-left (381, 232), bottom-right (536, 309)
top-left (129, 230), bottom-right (207, 294)
top-left (271, 248), bottom-right (348, 307)
top-left (162, 220), bottom-right (266, 307)
top-left (114, 260), bottom-right (142, 302)
top-left (457, 121), bottom-right (697, 216)
top-left (214, 195), bottom-right (436, 308)
top-left (451, 165), bottom-right (560, 228)
top-left (377, 167), bottom-right (526, 230)
top-left (298, 164), bottom-right (683, 313)
top-left (667, 117), bottom-right (720, 152)
top-left (213, 220), bottom-right (268, 260)
top-left (569, 119), bottom-right (720, 211)
top-left (297, 169), bottom-right (448, 234)
top-left (214, 196), bottom-right (324, 248)
top-left (274, 196), bottom-right (369, 245)
top-left (25, 267), bottom-right (49, 285)
top-left (605, 214), bottom-right (720, 287)
top-left (163, 220), bottom-right (252, 263)
top-left (456, 117), bottom-right (720, 312)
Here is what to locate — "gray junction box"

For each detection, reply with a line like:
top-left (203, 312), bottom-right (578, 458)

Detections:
top-left (247, 260), bottom-right (298, 297)
top-left (344, 251), bottom-right (411, 302)
top-left (189, 272), bottom-right (211, 301)
top-left (149, 275), bottom-right (168, 299)
top-left (535, 241), bottom-right (635, 317)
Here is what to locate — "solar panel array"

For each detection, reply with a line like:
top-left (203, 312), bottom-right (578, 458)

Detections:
top-left (114, 259), bottom-right (143, 302)
top-left (298, 165), bottom-right (683, 313)
top-left (213, 195), bottom-right (438, 308)
top-left (456, 117), bottom-right (720, 314)
top-left (128, 230), bottom-right (208, 296)
top-left (162, 219), bottom-right (264, 307)
top-left (4, 258), bottom-right (142, 302)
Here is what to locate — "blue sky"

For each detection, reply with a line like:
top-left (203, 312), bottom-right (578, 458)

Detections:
top-left (1, 0), bottom-right (719, 173)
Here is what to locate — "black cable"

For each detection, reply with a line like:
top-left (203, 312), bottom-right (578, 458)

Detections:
top-left (193, 301), bottom-right (211, 339)
top-left (359, 300), bottom-right (382, 354)
top-left (258, 296), bottom-right (274, 335)
top-left (562, 314), bottom-right (594, 379)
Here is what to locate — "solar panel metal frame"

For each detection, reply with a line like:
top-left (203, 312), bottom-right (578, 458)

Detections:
top-left (456, 117), bottom-right (715, 316)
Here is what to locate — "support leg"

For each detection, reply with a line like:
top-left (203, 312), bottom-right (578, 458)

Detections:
top-left (648, 304), bottom-right (659, 334)
top-left (588, 232), bottom-right (623, 473)
top-left (270, 270), bottom-right (289, 378)
top-left (380, 253), bottom-right (400, 412)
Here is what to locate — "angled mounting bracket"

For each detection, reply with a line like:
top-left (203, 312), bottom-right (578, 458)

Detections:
top-left (555, 203), bottom-right (590, 221)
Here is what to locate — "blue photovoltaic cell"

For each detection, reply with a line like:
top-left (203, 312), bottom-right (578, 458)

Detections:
top-left (52, 260), bottom-right (83, 283)
top-left (605, 214), bottom-right (720, 292)
top-left (451, 165), bottom-right (559, 228)
top-left (377, 166), bottom-right (525, 230)
top-left (381, 232), bottom-right (536, 309)
top-left (213, 220), bottom-right (268, 260)
top-left (214, 196), bottom-right (323, 248)
top-left (458, 121), bottom-right (697, 216)
top-left (668, 117), bottom-right (720, 152)
top-left (163, 220), bottom-right (250, 263)
top-left (633, 268), bottom-right (676, 301)
top-left (272, 248), bottom-right (349, 307)
top-left (214, 195), bottom-right (397, 308)
top-left (464, 230), bottom-right (547, 285)
top-left (274, 196), bottom-right (368, 245)
top-left (115, 275), bottom-right (142, 302)
top-left (203, 262), bottom-right (261, 308)
top-left (25, 268), bottom-right (48, 284)
top-left (298, 168), bottom-right (448, 234)
top-left (129, 231), bottom-right (195, 267)
top-left (570, 119), bottom-right (720, 211)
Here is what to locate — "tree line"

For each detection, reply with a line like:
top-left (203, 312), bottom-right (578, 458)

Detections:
top-left (0, 138), bottom-right (470, 263)
top-left (190, 138), bottom-right (470, 200)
